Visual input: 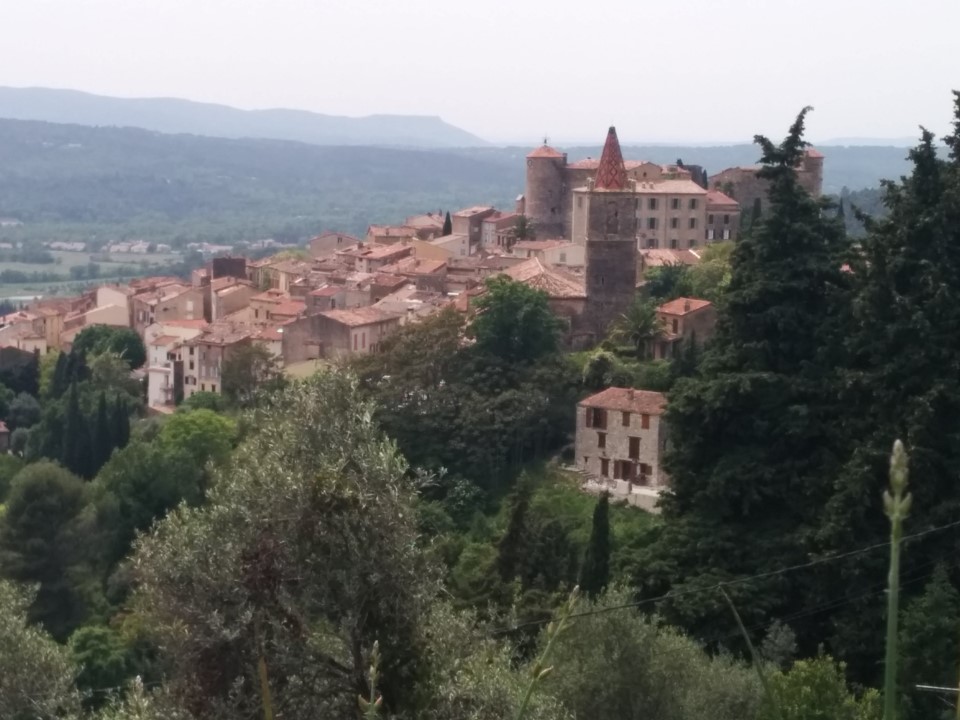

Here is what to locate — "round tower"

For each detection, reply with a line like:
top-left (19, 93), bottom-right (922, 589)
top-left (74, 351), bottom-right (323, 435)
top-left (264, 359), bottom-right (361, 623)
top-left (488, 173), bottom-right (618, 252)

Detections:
top-left (524, 143), bottom-right (567, 238)
top-left (800, 148), bottom-right (824, 197)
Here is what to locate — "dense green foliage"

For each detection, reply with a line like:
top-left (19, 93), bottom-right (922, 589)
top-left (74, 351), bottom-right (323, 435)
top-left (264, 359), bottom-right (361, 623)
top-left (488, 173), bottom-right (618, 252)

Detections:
top-left (73, 327), bottom-right (147, 370)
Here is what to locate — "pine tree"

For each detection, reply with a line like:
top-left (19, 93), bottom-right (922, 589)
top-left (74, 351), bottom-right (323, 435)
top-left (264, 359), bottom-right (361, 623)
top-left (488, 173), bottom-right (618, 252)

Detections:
top-left (92, 391), bottom-right (112, 475)
top-left (641, 108), bottom-right (850, 644)
top-left (113, 395), bottom-right (130, 451)
top-left (815, 96), bottom-right (960, 682)
top-left (60, 382), bottom-right (92, 479)
top-left (578, 492), bottom-right (610, 598)
top-left (496, 480), bottom-right (532, 582)
top-left (442, 211), bottom-right (452, 236)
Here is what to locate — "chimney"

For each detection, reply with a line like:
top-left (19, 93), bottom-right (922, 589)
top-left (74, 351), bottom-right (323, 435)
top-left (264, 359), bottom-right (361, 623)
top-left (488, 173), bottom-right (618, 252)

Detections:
top-left (684, 299), bottom-right (691, 312)
top-left (627, 388), bottom-right (634, 400)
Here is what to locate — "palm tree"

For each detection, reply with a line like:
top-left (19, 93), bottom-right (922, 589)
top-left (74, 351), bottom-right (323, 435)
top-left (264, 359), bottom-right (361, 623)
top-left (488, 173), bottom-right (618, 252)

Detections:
top-left (608, 298), bottom-right (664, 359)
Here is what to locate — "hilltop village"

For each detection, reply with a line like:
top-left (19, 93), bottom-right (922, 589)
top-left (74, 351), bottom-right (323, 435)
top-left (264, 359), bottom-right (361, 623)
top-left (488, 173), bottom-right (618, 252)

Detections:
top-left (0, 126), bottom-right (824, 504)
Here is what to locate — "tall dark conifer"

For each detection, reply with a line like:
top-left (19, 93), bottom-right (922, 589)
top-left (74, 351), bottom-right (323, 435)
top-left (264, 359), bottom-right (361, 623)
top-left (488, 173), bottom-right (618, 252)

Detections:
top-left (442, 211), bottom-right (452, 236)
top-left (50, 351), bottom-right (68, 399)
top-left (92, 391), bottom-right (112, 475)
top-left (496, 480), bottom-right (532, 582)
top-left (814, 95), bottom-right (960, 682)
top-left (641, 108), bottom-right (850, 644)
top-left (61, 382), bottom-right (92, 479)
top-left (113, 395), bottom-right (130, 451)
top-left (578, 492), bottom-right (610, 598)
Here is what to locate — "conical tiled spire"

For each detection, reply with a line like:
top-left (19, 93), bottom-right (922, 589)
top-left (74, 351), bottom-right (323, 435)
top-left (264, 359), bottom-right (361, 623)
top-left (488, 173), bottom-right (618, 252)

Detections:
top-left (594, 126), bottom-right (627, 190)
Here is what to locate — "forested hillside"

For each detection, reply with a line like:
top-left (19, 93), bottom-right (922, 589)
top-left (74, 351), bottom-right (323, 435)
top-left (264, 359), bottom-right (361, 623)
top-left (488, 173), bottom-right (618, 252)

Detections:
top-left (0, 118), bottom-right (918, 247)
top-left (0, 119), bottom-right (518, 244)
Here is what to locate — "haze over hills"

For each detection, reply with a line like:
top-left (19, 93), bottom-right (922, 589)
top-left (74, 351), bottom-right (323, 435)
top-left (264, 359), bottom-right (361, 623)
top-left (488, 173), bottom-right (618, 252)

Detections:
top-left (0, 116), bottom-right (912, 246)
top-left (0, 86), bottom-right (490, 149)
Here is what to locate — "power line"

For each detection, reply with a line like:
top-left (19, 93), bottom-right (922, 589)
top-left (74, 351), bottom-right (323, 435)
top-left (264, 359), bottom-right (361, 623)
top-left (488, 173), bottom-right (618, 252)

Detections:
top-left (492, 516), bottom-right (960, 635)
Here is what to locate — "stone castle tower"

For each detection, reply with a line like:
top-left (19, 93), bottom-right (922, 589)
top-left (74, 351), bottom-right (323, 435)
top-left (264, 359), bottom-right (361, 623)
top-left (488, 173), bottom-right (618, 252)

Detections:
top-left (524, 142), bottom-right (568, 238)
top-left (583, 126), bottom-right (638, 341)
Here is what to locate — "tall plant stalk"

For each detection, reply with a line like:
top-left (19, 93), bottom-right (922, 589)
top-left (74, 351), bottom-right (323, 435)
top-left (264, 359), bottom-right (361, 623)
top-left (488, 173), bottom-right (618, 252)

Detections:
top-left (516, 586), bottom-right (579, 720)
top-left (883, 440), bottom-right (912, 720)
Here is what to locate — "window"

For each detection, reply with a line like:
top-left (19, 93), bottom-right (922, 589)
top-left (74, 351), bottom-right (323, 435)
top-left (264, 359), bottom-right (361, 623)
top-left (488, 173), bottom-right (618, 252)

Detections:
top-left (647, 238), bottom-right (658, 249)
top-left (201, 384), bottom-right (206, 392)
top-left (670, 239), bottom-right (678, 249)
top-left (671, 198), bottom-right (680, 210)
top-left (689, 218), bottom-right (697, 229)
top-left (362, 332), bottom-right (366, 349)
top-left (647, 217), bottom-right (657, 230)
top-left (585, 407), bottom-right (607, 429)
top-left (689, 198), bottom-right (699, 209)
top-left (641, 413), bottom-right (650, 429)
top-left (707, 229), bottom-right (715, 240)
top-left (597, 432), bottom-right (606, 449)
top-left (353, 334), bottom-right (358, 351)
top-left (600, 458), bottom-right (609, 477)
top-left (189, 346), bottom-right (195, 355)
top-left (629, 436), bottom-right (640, 460)
top-left (672, 319), bottom-right (679, 333)
top-left (559, 252), bottom-right (567, 263)
top-left (724, 214), bottom-right (730, 225)
top-left (255, 309), bottom-right (260, 319)
top-left (189, 361), bottom-right (195, 371)
top-left (577, 196), bottom-right (583, 209)
top-left (670, 217), bottom-right (679, 229)
top-left (211, 383), bottom-right (217, 393)
top-left (708, 214), bottom-right (715, 224)
top-left (723, 228), bottom-right (731, 240)
top-left (648, 198), bottom-right (657, 210)
top-left (689, 239), bottom-right (697, 247)
top-left (614, 460), bottom-right (634, 480)
top-left (621, 411), bottom-right (630, 426)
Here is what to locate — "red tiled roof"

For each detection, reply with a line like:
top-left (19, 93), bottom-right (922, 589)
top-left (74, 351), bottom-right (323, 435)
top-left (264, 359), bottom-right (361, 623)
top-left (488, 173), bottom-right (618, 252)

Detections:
top-left (580, 387), bottom-right (667, 416)
top-left (503, 257), bottom-right (586, 299)
top-left (658, 297), bottom-right (712, 316)
top-left (149, 334), bottom-right (180, 346)
top-left (527, 144), bottom-right (565, 159)
top-left (320, 306), bottom-right (401, 327)
top-left (309, 285), bottom-right (341, 297)
top-left (159, 319), bottom-right (209, 329)
top-left (594, 126), bottom-right (628, 191)
top-left (805, 147), bottom-right (824, 159)
top-left (271, 300), bottom-right (306, 317)
top-left (706, 190), bottom-right (739, 208)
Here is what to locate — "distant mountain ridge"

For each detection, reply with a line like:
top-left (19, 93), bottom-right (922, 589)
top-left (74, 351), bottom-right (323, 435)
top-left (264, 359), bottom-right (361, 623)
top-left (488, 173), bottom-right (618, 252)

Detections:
top-left (0, 86), bottom-right (489, 149)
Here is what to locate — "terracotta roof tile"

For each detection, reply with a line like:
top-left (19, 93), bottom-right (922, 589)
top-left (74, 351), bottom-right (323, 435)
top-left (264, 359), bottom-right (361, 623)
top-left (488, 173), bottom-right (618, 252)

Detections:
top-left (320, 306), bottom-right (401, 327)
top-left (580, 387), bottom-right (667, 416)
top-left (658, 297), bottom-right (712, 315)
top-left (594, 126), bottom-right (628, 191)
top-left (503, 258), bottom-right (586, 299)
top-left (706, 190), bottom-right (739, 208)
top-left (527, 144), bottom-right (565, 159)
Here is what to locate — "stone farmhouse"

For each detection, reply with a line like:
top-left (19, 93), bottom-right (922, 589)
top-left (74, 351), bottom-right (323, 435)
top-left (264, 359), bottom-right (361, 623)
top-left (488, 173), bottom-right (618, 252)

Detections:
top-left (576, 387), bottom-right (670, 509)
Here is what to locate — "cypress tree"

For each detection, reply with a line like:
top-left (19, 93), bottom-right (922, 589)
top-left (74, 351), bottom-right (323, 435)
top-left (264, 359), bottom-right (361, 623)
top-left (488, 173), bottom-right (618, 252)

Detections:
top-left (50, 351), bottom-right (68, 399)
top-left (113, 395), bottom-right (130, 451)
top-left (496, 480), bottom-right (532, 582)
top-left (442, 211), bottom-right (452, 236)
top-left (578, 492), bottom-right (610, 598)
top-left (92, 391), bottom-right (112, 475)
top-left (61, 382), bottom-right (92, 479)
top-left (642, 108), bottom-right (850, 643)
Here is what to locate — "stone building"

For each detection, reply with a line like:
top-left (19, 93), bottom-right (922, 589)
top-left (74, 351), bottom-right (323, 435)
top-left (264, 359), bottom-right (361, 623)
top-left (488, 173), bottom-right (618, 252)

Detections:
top-left (577, 127), bottom-right (639, 344)
top-left (524, 138), bottom-right (716, 243)
top-left (654, 297), bottom-right (716, 359)
top-left (576, 386), bottom-right (669, 489)
top-left (706, 190), bottom-right (741, 241)
top-left (708, 148), bottom-right (823, 218)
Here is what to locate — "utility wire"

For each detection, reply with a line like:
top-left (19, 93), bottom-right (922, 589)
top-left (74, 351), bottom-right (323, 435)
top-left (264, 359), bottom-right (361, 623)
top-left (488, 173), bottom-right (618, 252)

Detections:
top-left (493, 516), bottom-right (960, 634)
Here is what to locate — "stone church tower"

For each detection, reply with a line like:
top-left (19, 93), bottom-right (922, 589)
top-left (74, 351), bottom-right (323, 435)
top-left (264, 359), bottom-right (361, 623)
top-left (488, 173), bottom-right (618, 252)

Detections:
top-left (583, 126), bottom-right (638, 342)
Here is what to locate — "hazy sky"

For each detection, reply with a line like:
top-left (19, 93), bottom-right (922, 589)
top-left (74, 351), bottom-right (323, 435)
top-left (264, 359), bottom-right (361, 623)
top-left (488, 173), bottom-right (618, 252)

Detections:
top-left (2, 0), bottom-right (958, 144)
